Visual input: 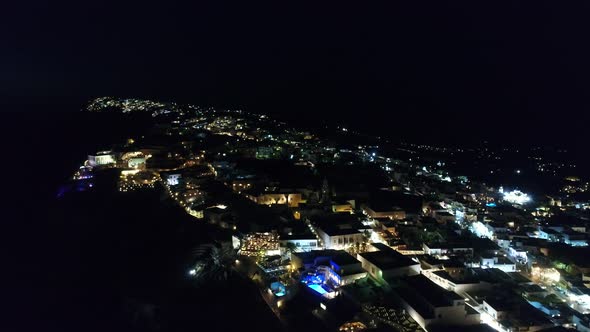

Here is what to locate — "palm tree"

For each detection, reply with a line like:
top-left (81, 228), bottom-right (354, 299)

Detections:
top-left (284, 242), bottom-right (297, 259)
top-left (362, 229), bottom-right (371, 241)
top-left (209, 245), bottom-right (236, 280)
top-left (191, 244), bottom-right (237, 283)
top-left (422, 230), bottom-right (444, 244)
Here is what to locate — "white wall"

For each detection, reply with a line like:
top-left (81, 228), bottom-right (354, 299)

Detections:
top-left (356, 255), bottom-right (420, 281)
top-left (320, 231), bottom-right (364, 250)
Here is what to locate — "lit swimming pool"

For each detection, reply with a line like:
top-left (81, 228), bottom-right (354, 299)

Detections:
top-left (308, 284), bottom-right (327, 295)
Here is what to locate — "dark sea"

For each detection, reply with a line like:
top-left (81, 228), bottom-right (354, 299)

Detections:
top-left (3, 111), bottom-right (281, 332)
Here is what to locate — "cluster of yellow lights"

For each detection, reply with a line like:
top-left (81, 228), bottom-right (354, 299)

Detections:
top-left (240, 233), bottom-right (280, 256)
top-left (118, 171), bottom-right (158, 192)
top-left (531, 266), bottom-right (560, 283)
top-left (163, 179), bottom-right (208, 220)
top-left (183, 190), bottom-right (203, 201)
top-left (118, 180), bottom-right (155, 192)
top-left (339, 322), bottom-right (367, 332)
top-left (562, 182), bottom-right (589, 194)
top-left (232, 182), bottom-right (252, 192)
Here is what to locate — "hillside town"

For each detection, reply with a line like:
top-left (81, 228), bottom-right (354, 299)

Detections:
top-left (65, 97), bottom-right (590, 332)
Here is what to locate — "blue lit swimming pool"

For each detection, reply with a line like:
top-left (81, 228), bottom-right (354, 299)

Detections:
top-left (308, 284), bottom-right (327, 295)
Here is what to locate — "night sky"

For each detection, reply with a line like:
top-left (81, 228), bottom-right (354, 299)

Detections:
top-left (2, 4), bottom-right (590, 331)
top-left (3, 1), bottom-right (590, 146)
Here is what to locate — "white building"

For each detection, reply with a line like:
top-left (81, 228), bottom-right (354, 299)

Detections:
top-left (315, 226), bottom-right (365, 250)
top-left (280, 236), bottom-right (319, 252)
top-left (327, 252), bottom-right (368, 286)
top-left (480, 256), bottom-right (516, 272)
top-left (88, 151), bottom-right (116, 166)
top-left (394, 275), bottom-right (480, 330)
top-left (357, 243), bottom-right (420, 282)
top-left (166, 173), bottom-right (182, 186)
top-left (482, 299), bottom-right (510, 322)
top-left (483, 298), bottom-right (554, 332)
top-left (422, 243), bottom-right (473, 256)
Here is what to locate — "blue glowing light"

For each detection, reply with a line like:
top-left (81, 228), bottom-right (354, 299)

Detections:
top-left (486, 202), bottom-right (497, 207)
top-left (308, 284), bottom-right (328, 295)
top-left (301, 273), bottom-right (324, 285)
top-left (270, 281), bottom-right (286, 297)
top-left (330, 261), bottom-right (341, 272)
top-left (56, 180), bottom-right (94, 198)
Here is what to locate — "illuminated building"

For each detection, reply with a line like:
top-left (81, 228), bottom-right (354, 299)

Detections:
top-left (338, 322), bottom-right (367, 332)
top-left (187, 208), bottom-right (204, 219)
top-left (327, 252), bottom-right (367, 286)
top-left (279, 235), bottom-right (319, 252)
top-left (422, 263), bottom-right (492, 295)
top-left (118, 170), bottom-right (158, 192)
top-left (357, 243), bottom-right (420, 282)
top-left (88, 151), bottom-right (116, 166)
top-left (482, 299), bottom-right (510, 324)
top-left (127, 156), bottom-right (146, 169)
top-left (300, 268), bottom-right (337, 298)
top-left (291, 250), bottom-right (339, 271)
top-left (531, 266), bottom-right (560, 283)
top-left (121, 151), bottom-right (148, 169)
top-left (481, 298), bottom-right (553, 332)
top-left (561, 229), bottom-right (588, 247)
top-left (231, 179), bottom-right (253, 192)
top-left (360, 203), bottom-right (406, 220)
top-left (392, 275), bottom-right (480, 330)
top-left (480, 255), bottom-right (516, 272)
top-left (422, 242), bottom-right (473, 256)
top-left (502, 189), bottom-right (531, 205)
top-left (470, 221), bottom-right (494, 239)
top-left (239, 232), bottom-right (280, 257)
top-left (165, 173), bottom-right (181, 186)
top-left (421, 267), bottom-right (514, 295)
top-left (246, 192), bottom-right (303, 208)
top-left (72, 166), bottom-right (93, 180)
top-left (332, 200), bottom-right (355, 214)
top-left (315, 226), bottom-right (365, 250)
top-left (291, 250), bottom-right (366, 285)
top-left (507, 247), bottom-right (528, 264)
top-left (537, 227), bottom-right (587, 246)
top-left (298, 250), bottom-right (366, 299)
